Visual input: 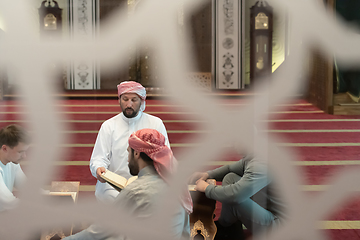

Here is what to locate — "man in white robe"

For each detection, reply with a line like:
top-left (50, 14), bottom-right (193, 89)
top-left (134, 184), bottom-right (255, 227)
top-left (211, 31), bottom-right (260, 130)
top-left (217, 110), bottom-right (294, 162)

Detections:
top-left (0, 124), bottom-right (30, 212)
top-left (90, 81), bottom-right (170, 203)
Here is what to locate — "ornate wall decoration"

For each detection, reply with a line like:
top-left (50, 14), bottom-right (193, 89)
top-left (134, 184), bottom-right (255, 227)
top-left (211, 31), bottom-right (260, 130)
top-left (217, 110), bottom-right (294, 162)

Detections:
top-left (190, 220), bottom-right (210, 240)
top-left (187, 72), bottom-right (212, 92)
top-left (78, 0), bottom-right (89, 35)
top-left (67, 0), bottom-right (100, 89)
top-left (214, 0), bottom-right (245, 89)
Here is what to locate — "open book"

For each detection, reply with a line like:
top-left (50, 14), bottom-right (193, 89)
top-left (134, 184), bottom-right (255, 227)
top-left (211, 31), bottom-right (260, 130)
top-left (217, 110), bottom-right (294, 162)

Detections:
top-left (100, 170), bottom-right (138, 192)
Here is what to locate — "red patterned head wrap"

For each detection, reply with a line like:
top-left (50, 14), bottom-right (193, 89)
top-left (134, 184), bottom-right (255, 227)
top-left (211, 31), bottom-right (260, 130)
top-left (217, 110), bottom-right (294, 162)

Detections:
top-left (128, 128), bottom-right (193, 214)
top-left (117, 81), bottom-right (146, 112)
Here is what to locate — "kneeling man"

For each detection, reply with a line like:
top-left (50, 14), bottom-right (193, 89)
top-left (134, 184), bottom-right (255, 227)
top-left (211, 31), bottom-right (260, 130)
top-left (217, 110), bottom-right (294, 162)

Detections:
top-left (65, 128), bottom-right (192, 240)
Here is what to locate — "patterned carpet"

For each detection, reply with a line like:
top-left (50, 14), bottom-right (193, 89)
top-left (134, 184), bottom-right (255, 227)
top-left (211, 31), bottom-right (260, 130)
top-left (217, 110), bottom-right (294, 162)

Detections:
top-left (1, 97), bottom-right (360, 239)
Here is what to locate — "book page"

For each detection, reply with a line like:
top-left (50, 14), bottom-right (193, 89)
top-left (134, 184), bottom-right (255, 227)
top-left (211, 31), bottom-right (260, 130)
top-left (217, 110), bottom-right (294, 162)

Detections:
top-left (101, 170), bottom-right (127, 190)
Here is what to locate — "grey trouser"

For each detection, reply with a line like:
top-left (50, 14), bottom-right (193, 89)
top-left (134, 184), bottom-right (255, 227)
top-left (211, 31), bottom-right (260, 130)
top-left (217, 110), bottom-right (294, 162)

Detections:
top-left (218, 173), bottom-right (280, 234)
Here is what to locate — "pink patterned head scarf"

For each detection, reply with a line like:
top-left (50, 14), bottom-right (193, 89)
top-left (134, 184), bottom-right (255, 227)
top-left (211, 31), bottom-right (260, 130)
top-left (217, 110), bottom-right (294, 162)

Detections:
top-left (117, 81), bottom-right (146, 112)
top-left (128, 128), bottom-right (193, 214)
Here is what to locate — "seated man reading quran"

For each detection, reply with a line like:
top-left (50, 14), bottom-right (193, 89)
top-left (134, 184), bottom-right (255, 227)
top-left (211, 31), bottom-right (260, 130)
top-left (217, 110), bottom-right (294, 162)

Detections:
top-left (191, 154), bottom-right (286, 240)
top-left (64, 128), bottom-right (192, 240)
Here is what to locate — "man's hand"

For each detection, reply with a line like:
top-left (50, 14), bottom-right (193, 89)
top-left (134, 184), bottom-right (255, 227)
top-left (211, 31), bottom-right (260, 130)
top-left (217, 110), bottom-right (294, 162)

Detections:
top-left (195, 179), bottom-right (210, 192)
top-left (96, 167), bottom-right (107, 183)
top-left (189, 172), bottom-right (209, 184)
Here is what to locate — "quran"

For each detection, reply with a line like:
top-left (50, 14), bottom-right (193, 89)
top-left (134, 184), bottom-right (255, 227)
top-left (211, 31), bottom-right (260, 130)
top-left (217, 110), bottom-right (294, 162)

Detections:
top-left (100, 170), bottom-right (138, 191)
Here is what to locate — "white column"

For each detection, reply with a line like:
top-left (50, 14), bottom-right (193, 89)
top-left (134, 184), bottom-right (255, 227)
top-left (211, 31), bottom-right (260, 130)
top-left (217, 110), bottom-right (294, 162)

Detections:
top-left (214, 0), bottom-right (245, 89)
top-left (67, 0), bottom-right (100, 89)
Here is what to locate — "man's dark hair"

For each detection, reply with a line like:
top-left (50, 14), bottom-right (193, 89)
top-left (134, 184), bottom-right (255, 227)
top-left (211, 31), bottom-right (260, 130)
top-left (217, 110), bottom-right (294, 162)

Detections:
top-left (131, 148), bottom-right (154, 165)
top-left (0, 124), bottom-right (30, 148)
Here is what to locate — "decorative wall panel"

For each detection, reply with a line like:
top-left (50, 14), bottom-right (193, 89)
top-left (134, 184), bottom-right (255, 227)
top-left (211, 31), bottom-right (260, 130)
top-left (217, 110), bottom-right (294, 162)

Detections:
top-left (214, 0), bottom-right (245, 89)
top-left (67, 0), bottom-right (100, 89)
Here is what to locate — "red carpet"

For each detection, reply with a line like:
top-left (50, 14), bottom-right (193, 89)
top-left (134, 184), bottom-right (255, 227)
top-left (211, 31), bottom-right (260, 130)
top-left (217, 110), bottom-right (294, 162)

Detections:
top-left (2, 97), bottom-right (360, 239)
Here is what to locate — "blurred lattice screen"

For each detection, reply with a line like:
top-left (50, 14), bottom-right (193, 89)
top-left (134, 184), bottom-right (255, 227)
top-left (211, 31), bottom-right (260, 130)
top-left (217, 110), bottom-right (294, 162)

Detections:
top-left (98, 1), bottom-right (213, 89)
top-left (99, 0), bottom-right (130, 89)
top-left (187, 2), bottom-right (212, 73)
top-left (135, 2), bottom-right (213, 87)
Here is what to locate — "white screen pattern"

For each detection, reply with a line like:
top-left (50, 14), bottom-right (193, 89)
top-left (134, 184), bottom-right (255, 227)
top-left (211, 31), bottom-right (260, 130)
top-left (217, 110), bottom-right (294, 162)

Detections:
top-left (0, 0), bottom-right (360, 239)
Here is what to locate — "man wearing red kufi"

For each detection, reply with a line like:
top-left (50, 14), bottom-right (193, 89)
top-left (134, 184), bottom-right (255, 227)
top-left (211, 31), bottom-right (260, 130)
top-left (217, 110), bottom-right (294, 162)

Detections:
top-left (64, 129), bottom-right (191, 240)
top-left (90, 81), bottom-right (170, 203)
top-left (124, 128), bottom-right (193, 238)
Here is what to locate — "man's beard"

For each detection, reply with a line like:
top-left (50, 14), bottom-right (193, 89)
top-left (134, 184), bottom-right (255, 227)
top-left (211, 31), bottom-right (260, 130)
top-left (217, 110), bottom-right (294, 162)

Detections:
top-left (123, 108), bottom-right (138, 118)
top-left (129, 163), bottom-right (139, 176)
top-left (128, 155), bottom-right (139, 176)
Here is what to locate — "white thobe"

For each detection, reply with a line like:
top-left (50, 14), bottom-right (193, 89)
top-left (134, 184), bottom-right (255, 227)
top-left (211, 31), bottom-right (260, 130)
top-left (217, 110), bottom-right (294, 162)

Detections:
top-left (0, 161), bottom-right (26, 212)
top-left (89, 111), bottom-right (169, 202)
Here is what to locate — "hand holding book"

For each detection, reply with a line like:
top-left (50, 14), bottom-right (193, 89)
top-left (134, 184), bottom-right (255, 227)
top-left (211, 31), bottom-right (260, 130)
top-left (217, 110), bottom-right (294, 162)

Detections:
top-left (100, 170), bottom-right (138, 192)
top-left (96, 167), bottom-right (107, 183)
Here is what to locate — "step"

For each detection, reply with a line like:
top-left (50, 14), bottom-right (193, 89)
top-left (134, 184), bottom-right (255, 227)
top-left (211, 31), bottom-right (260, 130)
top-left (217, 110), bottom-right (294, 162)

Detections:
top-left (333, 93), bottom-right (360, 115)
